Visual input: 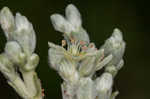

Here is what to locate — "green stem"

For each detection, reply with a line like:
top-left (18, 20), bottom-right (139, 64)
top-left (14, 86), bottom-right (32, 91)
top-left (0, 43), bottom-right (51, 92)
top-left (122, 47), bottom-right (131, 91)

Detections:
top-left (22, 71), bottom-right (37, 97)
top-left (8, 76), bottom-right (30, 98)
top-left (22, 70), bottom-right (43, 99)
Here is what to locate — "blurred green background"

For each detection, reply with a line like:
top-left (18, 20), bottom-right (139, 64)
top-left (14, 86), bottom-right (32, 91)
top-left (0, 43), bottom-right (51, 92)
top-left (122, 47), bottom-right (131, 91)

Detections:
top-left (0, 0), bottom-right (150, 99)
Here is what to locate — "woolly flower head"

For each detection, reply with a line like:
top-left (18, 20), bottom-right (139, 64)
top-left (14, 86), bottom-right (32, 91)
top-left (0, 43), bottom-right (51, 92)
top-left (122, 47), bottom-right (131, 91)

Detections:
top-left (48, 4), bottom-right (122, 81)
top-left (49, 4), bottom-right (126, 99)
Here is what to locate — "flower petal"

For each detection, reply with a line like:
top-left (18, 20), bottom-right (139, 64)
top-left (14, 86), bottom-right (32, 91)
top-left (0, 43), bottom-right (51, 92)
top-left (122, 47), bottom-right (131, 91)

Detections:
top-left (65, 4), bottom-right (82, 30)
top-left (71, 28), bottom-right (90, 43)
top-left (96, 54), bottom-right (113, 71)
top-left (48, 48), bottom-right (64, 70)
top-left (51, 14), bottom-right (72, 34)
top-left (79, 56), bottom-right (96, 77)
top-left (59, 60), bottom-right (79, 84)
top-left (0, 7), bottom-right (15, 40)
top-left (15, 13), bottom-right (31, 32)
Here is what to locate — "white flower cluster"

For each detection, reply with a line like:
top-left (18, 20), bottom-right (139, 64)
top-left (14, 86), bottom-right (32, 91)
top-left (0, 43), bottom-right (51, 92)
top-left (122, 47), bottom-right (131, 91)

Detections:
top-left (49, 4), bottom-right (126, 99)
top-left (0, 7), bottom-right (43, 99)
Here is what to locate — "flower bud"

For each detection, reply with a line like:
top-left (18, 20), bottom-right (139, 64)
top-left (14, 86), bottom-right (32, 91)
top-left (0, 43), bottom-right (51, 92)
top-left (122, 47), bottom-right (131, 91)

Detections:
top-left (23, 53), bottom-right (39, 71)
top-left (101, 28), bottom-right (125, 66)
top-left (105, 65), bottom-right (117, 77)
top-left (14, 13), bottom-right (36, 56)
top-left (77, 77), bottom-right (97, 99)
top-left (5, 41), bottom-right (25, 65)
top-left (51, 14), bottom-right (72, 33)
top-left (95, 73), bottom-right (113, 99)
top-left (95, 73), bottom-right (113, 93)
top-left (0, 7), bottom-right (15, 40)
top-left (65, 4), bottom-right (81, 31)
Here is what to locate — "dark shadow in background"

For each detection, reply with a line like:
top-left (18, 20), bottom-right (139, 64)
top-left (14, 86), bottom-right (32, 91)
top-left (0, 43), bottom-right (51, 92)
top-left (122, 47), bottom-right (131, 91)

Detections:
top-left (0, 0), bottom-right (150, 99)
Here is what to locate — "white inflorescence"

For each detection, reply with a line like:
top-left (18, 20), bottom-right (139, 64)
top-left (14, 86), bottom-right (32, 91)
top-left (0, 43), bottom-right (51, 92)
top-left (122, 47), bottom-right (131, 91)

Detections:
top-left (0, 7), bottom-right (43, 99)
top-left (49, 4), bottom-right (126, 99)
